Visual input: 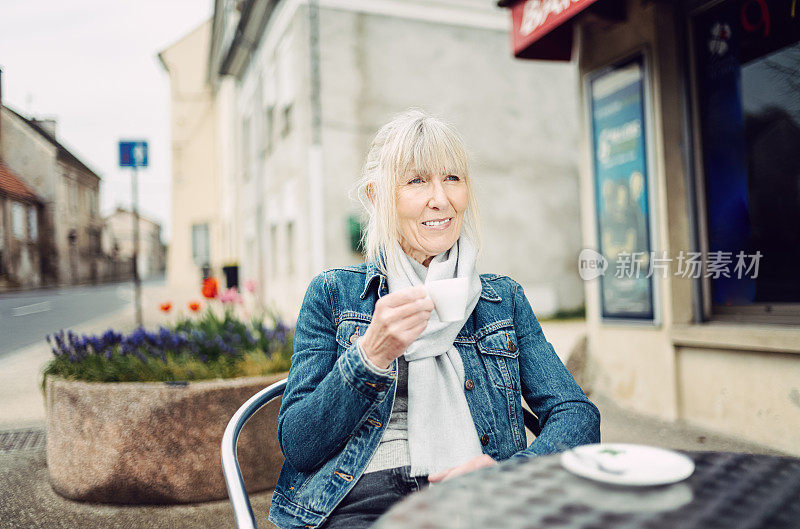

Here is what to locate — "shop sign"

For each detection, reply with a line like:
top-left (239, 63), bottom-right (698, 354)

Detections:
top-left (511, 0), bottom-right (599, 56)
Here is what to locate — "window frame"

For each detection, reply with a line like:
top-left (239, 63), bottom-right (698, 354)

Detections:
top-left (191, 222), bottom-right (211, 267)
top-left (686, 0), bottom-right (800, 325)
top-left (582, 48), bottom-right (662, 326)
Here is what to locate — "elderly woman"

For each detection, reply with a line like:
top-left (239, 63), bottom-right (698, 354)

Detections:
top-left (268, 110), bottom-right (600, 529)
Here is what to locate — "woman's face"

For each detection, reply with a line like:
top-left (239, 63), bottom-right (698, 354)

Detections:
top-left (396, 171), bottom-right (468, 266)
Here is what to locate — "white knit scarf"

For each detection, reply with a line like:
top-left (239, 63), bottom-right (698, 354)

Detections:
top-left (386, 236), bottom-right (484, 477)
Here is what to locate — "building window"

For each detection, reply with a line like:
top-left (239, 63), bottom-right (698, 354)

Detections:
top-left (12, 202), bottom-right (26, 240)
top-left (191, 223), bottom-right (210, 267)
top-left (263, 105), bottom-right (275, 154)
top-left (262, 67), bottom-right (276, 156)
top-left (286, 221), bottom-right (295, 275)
top-left (60, 181), bottom-right (68, 215)
top-left (68, 181), bottom-right (78, 213)
top-left (692, 1), bottom-right (800, 322)
top-left (0, 206), bottom-right (4, 275)
top-left (28, 207), bottom-right (38, 241)
top-left (270, 224), bottom-right (278, 277)
top-left (277, 37), bottom-right (294, 139)
top-left (88, 228), bottom-right (101, 257)
top-left (242, 117), bottom-right (252, 181)
top-left (281, 103), bottom-right (293, 138)
top-left (89, 190), bottom-right (98, 217)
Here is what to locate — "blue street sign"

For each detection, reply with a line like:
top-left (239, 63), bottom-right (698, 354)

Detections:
top-left (119, 141), bottom-right (148, 167)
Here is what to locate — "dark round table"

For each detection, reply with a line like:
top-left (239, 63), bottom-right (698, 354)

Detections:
top-left (373, 451), bottom-right (800, 529)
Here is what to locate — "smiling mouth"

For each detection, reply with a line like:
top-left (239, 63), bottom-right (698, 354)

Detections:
top-left (422, 218), bottom-right (452, 228)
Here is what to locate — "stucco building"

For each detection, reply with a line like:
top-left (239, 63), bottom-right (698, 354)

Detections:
top-left (103, 207), bottom-right (166, 280)
top-left (158, 20), bottom-right (228, 293)
top-left (0, 105), bottom-right (103, 288)
top-left (201, 0), bottom-right (586, 319)
top-left (500, 0), bottom-right (800, 455)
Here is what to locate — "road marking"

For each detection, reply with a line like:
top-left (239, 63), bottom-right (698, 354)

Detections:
top-left (12, 301), bottom-right (53, 317)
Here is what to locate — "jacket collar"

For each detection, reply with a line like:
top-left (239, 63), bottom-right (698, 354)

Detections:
top-left (360, 261), bottom-right (387, 300)
top-left (360, 261), bottom-right (501, 302)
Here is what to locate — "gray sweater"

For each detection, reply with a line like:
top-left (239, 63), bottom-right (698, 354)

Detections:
top-left (357, 344), bottom-right (410, 473)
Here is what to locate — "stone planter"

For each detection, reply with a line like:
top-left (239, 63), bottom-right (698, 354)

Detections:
top-left (45, 372), bottom-right (287, 504)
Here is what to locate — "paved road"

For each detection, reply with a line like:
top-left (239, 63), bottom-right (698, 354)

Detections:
top-left (0, 277), bottom-right (164, 358)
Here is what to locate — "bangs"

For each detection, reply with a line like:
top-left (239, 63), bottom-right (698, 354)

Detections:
top-left (388, 119), bottom-right (470, 184)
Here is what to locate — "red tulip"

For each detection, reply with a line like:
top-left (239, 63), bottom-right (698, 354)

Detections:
top-left (189, 301), bottom-right (201, 312)
top-left (202, 277), bottom-right (219, 299)
top-left (159, 302), bottom-right (172, 313)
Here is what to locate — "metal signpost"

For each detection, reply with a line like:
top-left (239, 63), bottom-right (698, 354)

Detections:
top-left (119, 140), bottom-right (148, 327)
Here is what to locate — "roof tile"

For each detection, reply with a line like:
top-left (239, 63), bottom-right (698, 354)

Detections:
top-left (0, 161), bottom-right (40, 202)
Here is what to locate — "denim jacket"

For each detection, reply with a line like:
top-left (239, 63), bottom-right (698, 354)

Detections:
top-left (268, 262), bottom-right (601, 529)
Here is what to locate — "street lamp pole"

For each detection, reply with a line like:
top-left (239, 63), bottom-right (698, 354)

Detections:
top-left (131, 164), bottom-right (142, 327)
top-left (119, 140), bottom-right (147, 328)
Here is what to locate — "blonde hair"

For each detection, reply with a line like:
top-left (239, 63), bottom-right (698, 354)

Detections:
top-left (354, 109), bottom-right (481, 275)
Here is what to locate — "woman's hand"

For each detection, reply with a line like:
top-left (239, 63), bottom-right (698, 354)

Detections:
top-left (360, 285), bottom-right (434, 369)
top-left (427, 454), bottom-right (497, 483)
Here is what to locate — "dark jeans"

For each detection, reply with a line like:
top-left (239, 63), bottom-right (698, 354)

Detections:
top-left (319, 466), bottom-right (429, 529)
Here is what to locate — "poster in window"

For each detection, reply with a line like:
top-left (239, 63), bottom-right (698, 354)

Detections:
top-left (589, 55), bottom-right (655, 320)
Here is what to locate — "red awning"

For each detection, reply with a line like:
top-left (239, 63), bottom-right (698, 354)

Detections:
top-left (506, 0), bottom-right (601, 61)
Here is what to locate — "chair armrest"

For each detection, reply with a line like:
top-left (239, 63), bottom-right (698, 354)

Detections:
top-left (221, 378), bottom-right (288, 529)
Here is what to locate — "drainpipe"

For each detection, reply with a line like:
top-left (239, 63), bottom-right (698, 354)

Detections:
top-left (308, 0), bottom-right (325, 274)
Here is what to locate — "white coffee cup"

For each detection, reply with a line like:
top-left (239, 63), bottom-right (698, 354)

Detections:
top-left (425, 277), bottom-right (468, 322)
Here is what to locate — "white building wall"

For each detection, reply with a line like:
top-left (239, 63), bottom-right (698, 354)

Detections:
top-left (217, 77), bottom-right (239, 267)
top-left (1, 107), bottom-right (102, 286)
top-left (104, 210), bottom-right (164, 279)
top-left (229, 0), bottom-right (585, 321)
top-left (236, 4), bottom-right (312, 318)
top-left (0, 109), bottom-right (58, 201)
top-left (160, 20), bottom-right (221, 293)
top-left (317, 4), bottom-right (584, 316)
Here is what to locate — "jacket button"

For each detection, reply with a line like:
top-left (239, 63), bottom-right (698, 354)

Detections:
top-left (464, 379), bottom-right (475, 391)
top-left (374, 383), bottom-right (386, 391)
top-left (508, 341), bottom-right (517, 353)
top-left (480, 434), bottom-right (490, 446)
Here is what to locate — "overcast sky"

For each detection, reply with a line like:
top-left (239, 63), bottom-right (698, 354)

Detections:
top-left (0, 0), bottom-right (213, 242)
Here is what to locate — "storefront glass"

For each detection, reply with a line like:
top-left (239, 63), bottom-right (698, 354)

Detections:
top-left (693, 0), bottom-right (800, 317)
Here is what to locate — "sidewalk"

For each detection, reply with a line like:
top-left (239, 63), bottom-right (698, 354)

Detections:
top-left (0, 314), bottom-right (786, 528)
top-left (0, 281), bottom-right (197, 430)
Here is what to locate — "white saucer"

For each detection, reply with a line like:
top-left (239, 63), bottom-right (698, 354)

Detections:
top-left (560, 443), bottom-right (695, 487)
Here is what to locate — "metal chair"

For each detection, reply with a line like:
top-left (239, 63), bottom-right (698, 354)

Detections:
top-left (222, 378), bottom-right (287, 529)
top-left (221, 378), bottom-right (541, 529)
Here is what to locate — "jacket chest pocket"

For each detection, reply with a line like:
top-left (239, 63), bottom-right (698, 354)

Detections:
top-left (476, 328), bottom-right (520, 391)
top-left (335, 318), bottom-right (370, 352)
